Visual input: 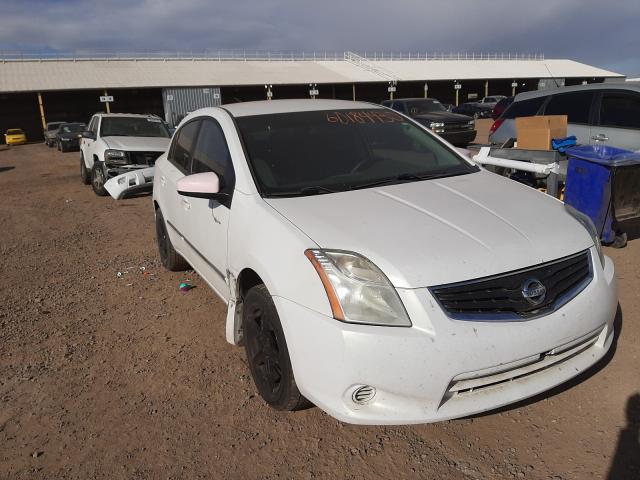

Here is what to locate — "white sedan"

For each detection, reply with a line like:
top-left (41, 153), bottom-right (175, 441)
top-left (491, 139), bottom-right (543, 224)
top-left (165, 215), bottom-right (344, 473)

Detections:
top-left (152, 99), bottom-right (617, 425)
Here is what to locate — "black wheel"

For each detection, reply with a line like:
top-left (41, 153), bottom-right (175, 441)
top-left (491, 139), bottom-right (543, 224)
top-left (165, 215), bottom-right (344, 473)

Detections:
top-left (610, 232), bottom-right (628, 249)
top-left (47, 140), bottom-right (53, 148)
top-left (243, 284), bottom-right (310, 411)
top-left (80, 155), bottom-right (91, 185)
top-left (155, 208), bottom-right (189, 271)
top-left (91, 163), bottom-right (108, 196)
top-left (60, 142), bottom-right (67, 152)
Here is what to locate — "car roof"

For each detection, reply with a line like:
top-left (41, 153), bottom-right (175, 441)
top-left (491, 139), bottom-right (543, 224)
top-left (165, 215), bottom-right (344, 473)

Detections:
top-left (514, 82), bottom-right (640, 102)
top-left (221, 99), bottom-right (381, 117)
top-left (96, 112), bottom-right (160, 119)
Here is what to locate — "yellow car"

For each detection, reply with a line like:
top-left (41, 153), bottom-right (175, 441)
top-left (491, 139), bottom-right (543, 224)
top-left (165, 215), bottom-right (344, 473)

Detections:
top-left (5, 129), bottom-right (27, 145)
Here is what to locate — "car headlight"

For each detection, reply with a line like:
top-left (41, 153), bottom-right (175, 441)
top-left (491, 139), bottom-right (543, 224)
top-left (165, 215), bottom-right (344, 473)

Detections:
top-left (429, 122), bottom-right (445, 129)
top-left (305, 249), bottom-right (411, 327)
top-left (565, 204), bottom-right (605, 268)
top-left (104, 149), bottom-right (129, 165)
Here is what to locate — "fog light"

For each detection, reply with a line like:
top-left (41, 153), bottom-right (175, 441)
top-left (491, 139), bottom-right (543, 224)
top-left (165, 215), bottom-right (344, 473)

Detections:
top-left (352, 385), bottom-right (376, 404)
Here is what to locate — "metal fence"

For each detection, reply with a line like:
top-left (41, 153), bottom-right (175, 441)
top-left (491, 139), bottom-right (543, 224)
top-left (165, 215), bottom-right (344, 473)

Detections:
top-left (0, 51), bottom-right (546, 62)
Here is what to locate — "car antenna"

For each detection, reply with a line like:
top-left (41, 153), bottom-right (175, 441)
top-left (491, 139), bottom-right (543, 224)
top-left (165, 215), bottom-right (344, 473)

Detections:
top-left (543, 61), bottom-right (561, 88)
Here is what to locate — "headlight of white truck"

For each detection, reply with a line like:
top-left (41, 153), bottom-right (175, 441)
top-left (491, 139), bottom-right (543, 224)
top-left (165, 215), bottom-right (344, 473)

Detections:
top-left (565, 204), bottom-right (605, 268)
top-left (305, 249), bottom-right (411, 327)
top-left (104, 149), bottom-right (129, 165)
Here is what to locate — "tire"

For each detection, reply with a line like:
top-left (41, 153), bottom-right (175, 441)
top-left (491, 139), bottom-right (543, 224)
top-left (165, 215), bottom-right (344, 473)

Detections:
top-left (155, 208), bottom-right (189, 271)
top-left (91, 163), bottom-right (108, 196)
top-left (610, 232), bottom-right (628, 249)
top-left (243, 284), bottom-right (310, 411)
top-left (80, 155), bottom-right (91, 185)
top-left (47, 140), bottom-right (53, 148)
top-left (60, 142), bottom-right (67, 153)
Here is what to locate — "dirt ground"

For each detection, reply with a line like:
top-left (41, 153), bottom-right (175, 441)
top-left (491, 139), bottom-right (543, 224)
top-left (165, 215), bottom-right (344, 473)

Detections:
top-left (1, 144), bottom-right (639, 480)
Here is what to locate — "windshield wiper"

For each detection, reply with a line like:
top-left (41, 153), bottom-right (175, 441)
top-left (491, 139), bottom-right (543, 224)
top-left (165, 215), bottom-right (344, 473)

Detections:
top-left (350, 170), bottom-right (470, 191)
top-left (267, 185), bottom-right (344, 198)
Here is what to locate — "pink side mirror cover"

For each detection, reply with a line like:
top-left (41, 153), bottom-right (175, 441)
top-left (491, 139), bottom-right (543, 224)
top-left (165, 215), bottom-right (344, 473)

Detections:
top-left (177, 172), bottom-right (220, 195)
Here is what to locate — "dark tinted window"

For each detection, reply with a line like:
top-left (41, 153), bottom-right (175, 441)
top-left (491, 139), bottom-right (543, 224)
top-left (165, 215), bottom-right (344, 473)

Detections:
top-left (544, 91), bottom-right (594, 124)
top-left (502, 96), bottom-right (546, 119)
top-left (170, 120), bottom-right (200, 171)
top-left (191, 119), bottom-right (235, 193)
top-left (100, 117), bottom-right (170, 137)
top-left (391, 102), bottom-right (407, 113)
top-left (235, 109), bottom-right (477, 196)
top-left (599, 91), bottom-right (640, 129)
top-left (88, 117), bottom-right (98, 134)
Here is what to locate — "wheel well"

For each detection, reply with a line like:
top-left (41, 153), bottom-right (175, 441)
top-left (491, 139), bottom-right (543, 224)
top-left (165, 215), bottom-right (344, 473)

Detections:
top-left (237, 268), bottom-right (263, 299)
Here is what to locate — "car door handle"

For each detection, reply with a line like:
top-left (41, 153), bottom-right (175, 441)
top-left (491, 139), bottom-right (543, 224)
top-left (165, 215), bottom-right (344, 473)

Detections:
top-left (160, 176), bottom-right (166, 187)
top-left (181, 198), bottom-right (191, 210)
top-left (591, 134), bottom-right (609, 141)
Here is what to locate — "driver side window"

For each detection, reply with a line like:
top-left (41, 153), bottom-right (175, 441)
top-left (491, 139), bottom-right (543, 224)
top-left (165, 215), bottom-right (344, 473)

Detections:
top-left (170, 120), bottom-right (200, 174)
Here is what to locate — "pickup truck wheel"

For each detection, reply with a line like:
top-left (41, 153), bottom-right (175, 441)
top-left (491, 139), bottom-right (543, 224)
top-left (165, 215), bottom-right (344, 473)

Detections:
top-left (91, 163), bottom-right (108, 196)
top-left (243, 284), bottom-right (310, 411)
top-left (155, 209), bottom-right (189, 271)
top-left (80, 155), bottom-right (91, 185)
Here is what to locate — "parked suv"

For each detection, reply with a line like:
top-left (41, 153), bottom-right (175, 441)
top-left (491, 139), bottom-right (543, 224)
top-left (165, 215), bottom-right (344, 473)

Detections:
top-left (153, 99), bottom-right (616, 425)
top-left (489, 83), bottom-right (640, 150)
top-left (382, 98), bottom-right (476, 146)
top-left (80, 113), bottom-right (171, 196)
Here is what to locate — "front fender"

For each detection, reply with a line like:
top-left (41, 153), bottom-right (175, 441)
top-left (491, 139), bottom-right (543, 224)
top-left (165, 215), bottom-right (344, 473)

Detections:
top-left (226, 192), bottom-right (333, 343)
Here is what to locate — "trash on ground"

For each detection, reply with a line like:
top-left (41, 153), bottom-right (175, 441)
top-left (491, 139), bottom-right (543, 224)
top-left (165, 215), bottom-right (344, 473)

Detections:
top-left (179, 281), bottom-right (194, 292)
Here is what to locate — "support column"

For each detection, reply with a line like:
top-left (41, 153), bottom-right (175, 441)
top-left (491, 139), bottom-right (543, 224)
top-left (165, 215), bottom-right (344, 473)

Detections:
top-left (512, 81), bottom-right (516, 97)
top-left (352, 83), bottom-right (356, 101)
top-left (484, 80), bottom-right (489, 98)
top-left (37, 93), bottom-right (46, 130)
top-left (104, 89), bottom-right (111, 113)
top-left (455, 89), bottom-right (459, 107)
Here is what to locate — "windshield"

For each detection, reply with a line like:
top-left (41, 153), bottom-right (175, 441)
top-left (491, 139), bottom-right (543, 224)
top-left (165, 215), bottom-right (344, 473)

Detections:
top-left (100, 117), bottom-right (169, 138)
top-left (235, 109), bottom-right (477, 197)
top-left (61, 123), bottom-right (85, 133)
top-left (405, 99), bottom-right (447, 115)
top-left (47, 122), bottom-right (64, 131)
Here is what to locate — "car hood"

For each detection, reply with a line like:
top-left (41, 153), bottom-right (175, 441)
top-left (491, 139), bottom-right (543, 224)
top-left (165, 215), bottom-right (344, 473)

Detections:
top-left (59, 132), bottom-right (82, 139)
top-left (265, 170), bottom-right (593, 288)
top-left (103, 136), bottom-right (170, 151)
top-left (413, 111), bottom-right (473, 123)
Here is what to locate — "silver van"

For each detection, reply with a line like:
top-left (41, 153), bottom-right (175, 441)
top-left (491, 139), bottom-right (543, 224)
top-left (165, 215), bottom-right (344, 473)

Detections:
top-left (489, 83), bottom-right (640, 151)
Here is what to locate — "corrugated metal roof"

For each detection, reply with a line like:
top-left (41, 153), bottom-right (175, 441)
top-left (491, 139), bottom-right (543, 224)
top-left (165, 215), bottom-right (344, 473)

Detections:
top-left (0, 58), bottom-right (622, 93)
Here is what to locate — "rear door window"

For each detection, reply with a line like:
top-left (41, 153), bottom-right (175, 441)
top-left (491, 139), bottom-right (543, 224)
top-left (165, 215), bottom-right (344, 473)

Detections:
top-left (543, 91), bottom-right (595, 124)
top-left (598, 91), bottom-right (640, 129)
top-left (169, 120), bottom-right (200, 173)
top-left (502, 96), bottom-right (546, 119)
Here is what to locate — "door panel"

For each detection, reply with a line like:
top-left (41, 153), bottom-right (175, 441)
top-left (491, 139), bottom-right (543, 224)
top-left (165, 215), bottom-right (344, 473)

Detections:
top-left (592, 90), bottom-right (640, 150)
top-left (162, 119), bottom-right (201, 251)
top-left (180, 118), bottom-right (235, 301)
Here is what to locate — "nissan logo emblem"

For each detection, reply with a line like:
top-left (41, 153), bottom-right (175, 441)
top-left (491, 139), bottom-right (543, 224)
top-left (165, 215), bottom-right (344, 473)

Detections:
top-left (522, 278), bottom-right (547, 306)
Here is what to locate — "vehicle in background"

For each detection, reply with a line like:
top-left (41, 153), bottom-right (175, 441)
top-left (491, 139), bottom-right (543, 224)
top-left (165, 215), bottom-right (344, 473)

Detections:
top-left (153, 99), bottom-right (617, 425)
top-left (476, 95), bottom-right (507, 109)
top-left (80, 113), bottom-right (171, 196)
top-left (44, 121), bottom-right (65, 147)
top-left (452, 102), bottom-right (493, 119)
top-left (5, 128), bottom-right (27, 145)
top-left (491, 96), bottom-right (514, 119)
top-left (55, 122), bottom-right (86, 152)
top-left (381, 98), bottom-right (476, 146)
top-left (489, 83), bottom-right (640, 150)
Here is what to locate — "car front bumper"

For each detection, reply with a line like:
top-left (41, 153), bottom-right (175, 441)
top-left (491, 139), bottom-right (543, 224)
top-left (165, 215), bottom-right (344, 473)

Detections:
top-left (438, 129), bottom-right (477, 146)
top-left (275, 248), bottom-right (617, 425)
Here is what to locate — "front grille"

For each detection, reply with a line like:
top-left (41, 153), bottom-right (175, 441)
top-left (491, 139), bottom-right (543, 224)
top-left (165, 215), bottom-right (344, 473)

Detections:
top-left (430, 250), bottom-right (592, 320)
top-left (128, 151), bottom-right (163, 166)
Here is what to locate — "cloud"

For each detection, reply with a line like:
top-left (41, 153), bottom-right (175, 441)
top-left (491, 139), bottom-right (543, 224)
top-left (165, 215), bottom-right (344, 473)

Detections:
top-left (1, 0), bottom-right (638, 74)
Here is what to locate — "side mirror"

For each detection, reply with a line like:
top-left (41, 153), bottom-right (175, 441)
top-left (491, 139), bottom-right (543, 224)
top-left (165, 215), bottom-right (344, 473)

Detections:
top-left (177, 172), bottom-right (227, 201)
top-left (82, 131), bottom-right (95, 140)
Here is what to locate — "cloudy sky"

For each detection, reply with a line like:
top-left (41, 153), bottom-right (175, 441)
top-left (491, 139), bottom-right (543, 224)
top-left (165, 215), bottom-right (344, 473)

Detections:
top-left (2, 0), bottom-right (638, 75)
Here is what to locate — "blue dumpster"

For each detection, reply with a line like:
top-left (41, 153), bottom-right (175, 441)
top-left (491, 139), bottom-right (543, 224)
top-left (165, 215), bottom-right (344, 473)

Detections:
top-left (564, 145), bottom-right (640, 247)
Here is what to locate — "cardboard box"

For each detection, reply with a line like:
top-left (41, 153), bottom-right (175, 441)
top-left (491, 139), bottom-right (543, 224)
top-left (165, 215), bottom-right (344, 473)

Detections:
top-left (516, 115), bottom-right (567, 150)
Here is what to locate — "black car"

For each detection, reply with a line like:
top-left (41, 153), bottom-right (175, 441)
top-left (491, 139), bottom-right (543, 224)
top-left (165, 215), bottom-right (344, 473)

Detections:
top-left (381, 98), bottom-right (476, 146)
top-left (55, 122), bottom-right (86, 152)
top-left (452, 102), bottom-right (494, 119)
